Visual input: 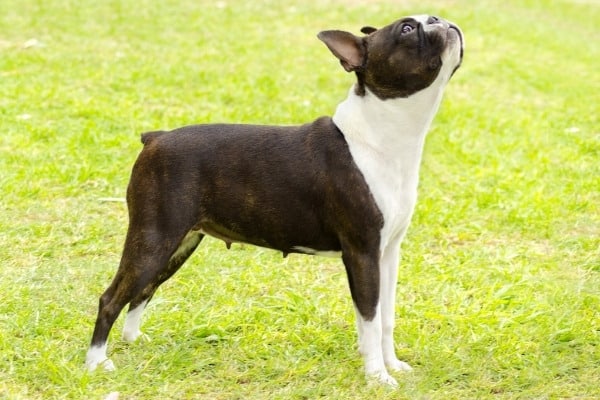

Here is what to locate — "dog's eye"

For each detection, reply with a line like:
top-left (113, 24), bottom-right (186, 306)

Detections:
top-left (400, 24), bottom-right (414, 34)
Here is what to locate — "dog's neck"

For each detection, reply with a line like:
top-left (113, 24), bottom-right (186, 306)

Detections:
top-left (333, 79), bottom-right (446, 182)
top-left (333, 82), bottom-right (445, 158)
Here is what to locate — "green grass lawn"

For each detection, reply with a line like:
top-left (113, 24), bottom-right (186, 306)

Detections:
top-left (1, 0), bottom-right (598, 398)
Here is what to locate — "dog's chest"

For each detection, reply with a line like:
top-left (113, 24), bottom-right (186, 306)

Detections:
top-left (333, 88), bottom-right (444, 246)
top-left (345, 136), bottom-right (422, 246)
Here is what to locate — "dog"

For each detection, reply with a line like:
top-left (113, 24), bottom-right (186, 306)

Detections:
top-left (86, 14), bottom-right (463, 386)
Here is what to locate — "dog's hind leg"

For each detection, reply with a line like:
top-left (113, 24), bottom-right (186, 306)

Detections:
top-left (122, 230), bottom-right (204, 342)
top-left (86, 228), bottom-right (202, 372)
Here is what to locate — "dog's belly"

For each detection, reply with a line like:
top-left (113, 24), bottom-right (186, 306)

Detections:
top-left (196, 213), bottom-right (343, 256)
top-left (199, 223), bottom-right (342, 257)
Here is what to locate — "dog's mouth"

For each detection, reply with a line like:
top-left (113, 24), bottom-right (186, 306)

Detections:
top-left (448, 24), bottom-right (464, 52)
top-left (446, 23), bottom-right (464, 73)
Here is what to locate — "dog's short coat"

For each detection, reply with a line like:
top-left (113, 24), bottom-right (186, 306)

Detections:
top-left (86, 14), bottom-right (463, 386)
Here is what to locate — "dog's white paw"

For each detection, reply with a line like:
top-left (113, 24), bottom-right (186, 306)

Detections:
top-left (122, 301), bottom-right (148, 343)
top-left (122, 329), bottom-right (150, 343)
top-left (366, 370), bottom-right (398, 387)
top-left (102, 359), bottom-right (116, 372)
top-left (86, 357), bottom-right (115, 372)
top-left (386, 358), bottom-right (413, 372)
top-left (104, 392), bottom-right (120, 400)
top-left (86, 345), bottom-right (115, 372)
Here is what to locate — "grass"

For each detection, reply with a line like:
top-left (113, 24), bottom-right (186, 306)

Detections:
top-left (1, 0), bottom-right (598, 398)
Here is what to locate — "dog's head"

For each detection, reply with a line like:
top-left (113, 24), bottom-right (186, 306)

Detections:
top-left (318, 15), bottom-right (464, 99)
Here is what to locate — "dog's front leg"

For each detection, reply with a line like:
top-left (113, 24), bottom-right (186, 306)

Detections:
top-left (380, 236), bottom-right (412, 373)
top-left (343, 250), bottom-right (397, 386)
top-left (354, 305), bottom-right (400, 386)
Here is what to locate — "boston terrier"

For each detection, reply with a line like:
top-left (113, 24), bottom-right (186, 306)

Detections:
top-left (86, 14), bottom-right (464, 386)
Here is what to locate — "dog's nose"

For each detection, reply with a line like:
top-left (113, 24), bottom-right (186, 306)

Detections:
top-left (427, 16), bottom-right (442, 25)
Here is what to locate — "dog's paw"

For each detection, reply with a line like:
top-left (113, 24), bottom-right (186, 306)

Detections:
top-left (86, 357), bottom-right (115, 372)
top-left (386, 358), bottom-right (413, 372)
top-left (102, 359), bottom-right (116, 372)
top-left (366, 370), bottom-right (398, 387)
top-left (122, 329), bottom-right (148, 343)
top-left (86, 345), bottom-right (116, 372)
top-left (122, 329), bottom-right (140, 343)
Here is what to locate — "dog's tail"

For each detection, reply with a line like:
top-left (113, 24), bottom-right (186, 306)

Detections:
top-left (140, 130), bottom-right (167, 145)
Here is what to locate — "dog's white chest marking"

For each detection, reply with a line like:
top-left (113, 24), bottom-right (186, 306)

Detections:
top-left (333, 78), bottom-right (446, 247)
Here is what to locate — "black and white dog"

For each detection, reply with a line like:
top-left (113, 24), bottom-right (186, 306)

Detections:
top-left (86, 14), bottom-right (463, 386)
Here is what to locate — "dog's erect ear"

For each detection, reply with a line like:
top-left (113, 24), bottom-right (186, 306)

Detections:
top-left (317, 30), bottom-right (366, 72)
top-left (360, 26), bottom-right (377, 34)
